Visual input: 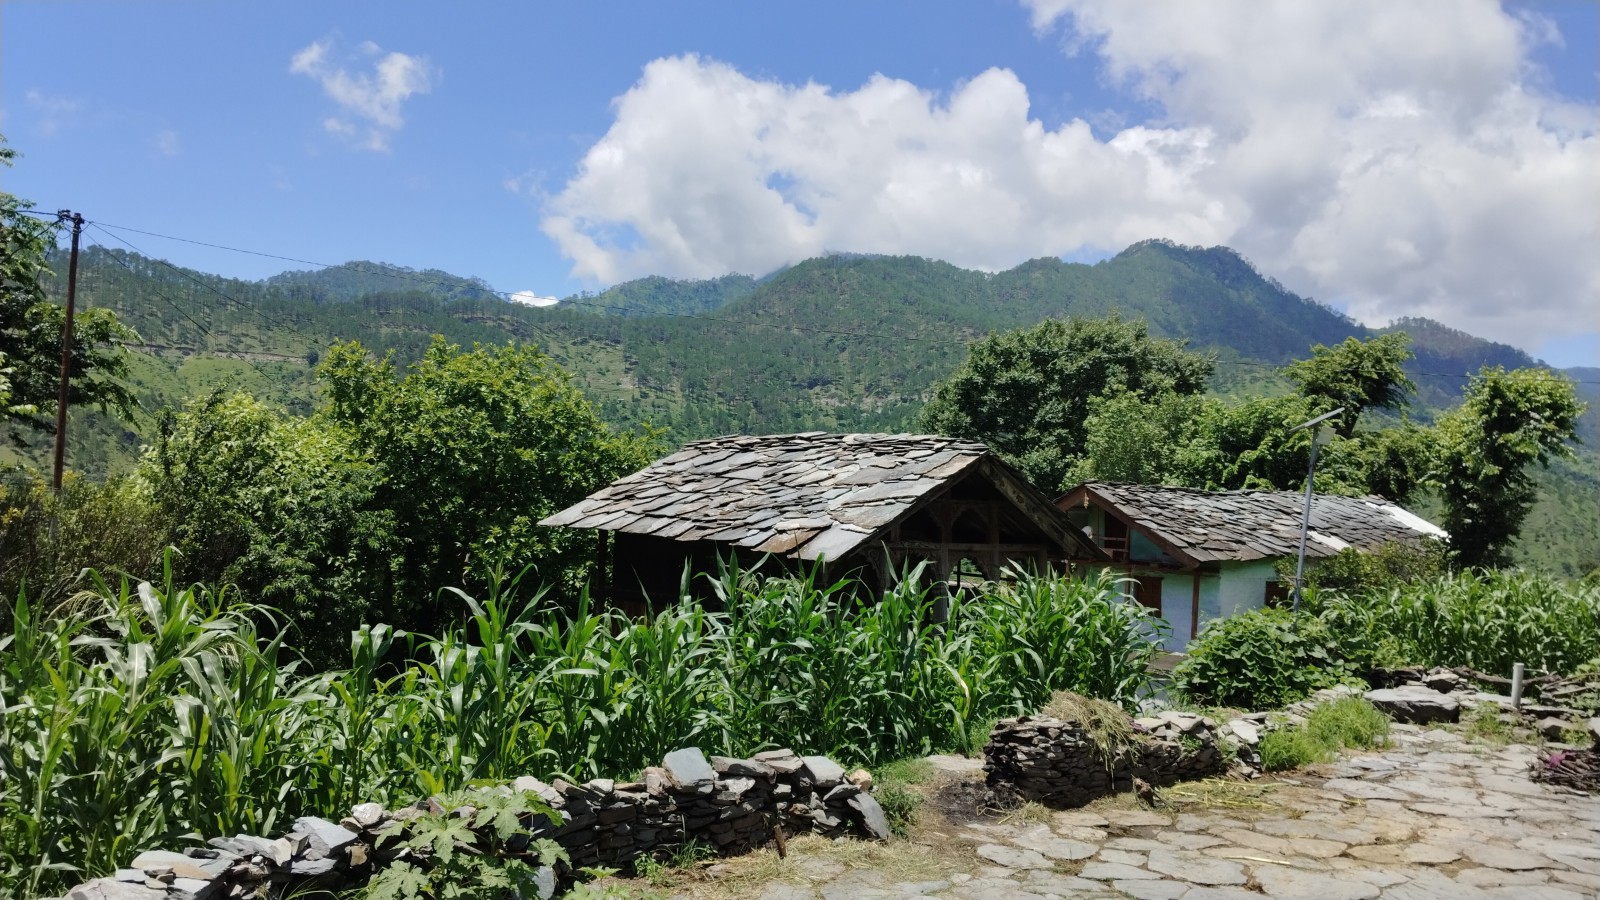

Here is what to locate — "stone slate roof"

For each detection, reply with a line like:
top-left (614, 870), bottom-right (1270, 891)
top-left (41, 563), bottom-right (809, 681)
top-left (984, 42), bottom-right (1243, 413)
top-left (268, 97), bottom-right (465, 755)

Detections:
top-left (1066, 481), bottom-right (1447, 564)
top-left (542, 432), bottom-right (1083, 562)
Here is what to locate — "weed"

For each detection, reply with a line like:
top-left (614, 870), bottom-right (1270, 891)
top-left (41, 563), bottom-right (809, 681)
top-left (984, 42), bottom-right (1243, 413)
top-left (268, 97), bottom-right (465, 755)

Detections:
top-left (873, 783), bottom-right (925, 838)
top-left (1258, 728), bottom-right (1331, 771)
top-left (1460, 703), bottom-right (1513, 746)
top-left (1305, 697), bottom-right (1390, 751)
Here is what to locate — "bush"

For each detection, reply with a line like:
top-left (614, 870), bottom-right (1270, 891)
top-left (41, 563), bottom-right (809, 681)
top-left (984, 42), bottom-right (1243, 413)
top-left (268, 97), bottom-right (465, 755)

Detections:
top-left (1173, 608), bottom-right (1346, 710)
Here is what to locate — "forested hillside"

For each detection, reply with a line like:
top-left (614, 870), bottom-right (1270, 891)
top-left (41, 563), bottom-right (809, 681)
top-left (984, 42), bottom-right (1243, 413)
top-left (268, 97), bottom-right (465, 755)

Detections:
top-left (16, 239), bottom-right (1596, 574)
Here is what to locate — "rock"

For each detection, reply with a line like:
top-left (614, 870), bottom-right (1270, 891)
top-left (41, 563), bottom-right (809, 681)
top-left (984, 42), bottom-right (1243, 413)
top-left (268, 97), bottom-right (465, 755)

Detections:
top-left (662, 747), bottom-right (717, 791)
top-left (1422, 671), bottom-right (1462, 693)
top-left (1251, 864), bottom-right (1379, 900)
top-left (846, 768), bottom-right (873, 790)
top-left (975, 844), bottom-right (1051, 869)
top-left (1364, 686), bottom-right (1461, 724)
top-left (1226, 719), bottom-right (1260, 745)
top-left (67, 880), bottom-right (168, 900)
top-left (129, 851), bottom-right (213, 881)
top-left (288, 857), bottom-right (339, 877)
top-left (1080, 861), bottom-right (1162, 880)
top-left (349, 802), bottom-right (386, 828)
top-left (1589, 716), bottom-right (1600, 746)
top-left (292, 816), bottom-right (357, 859)
top-left (846, 793), bottom-right (891, 840)
top-left (800, 755), bottom-right (846, 788)
top-left (1146, 849), bottom-right (1246, 885)
top-left (1534, 717), bottom-right (1571, 741)
top-left (168, 877), bottom-right (224, 900)
top-left (711, 756), bottom-right (776, 778)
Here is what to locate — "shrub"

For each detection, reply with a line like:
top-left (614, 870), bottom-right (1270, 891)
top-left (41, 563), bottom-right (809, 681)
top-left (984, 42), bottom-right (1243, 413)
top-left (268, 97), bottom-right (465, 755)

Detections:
top-left (1173, 608), bottom-right (1345, 710)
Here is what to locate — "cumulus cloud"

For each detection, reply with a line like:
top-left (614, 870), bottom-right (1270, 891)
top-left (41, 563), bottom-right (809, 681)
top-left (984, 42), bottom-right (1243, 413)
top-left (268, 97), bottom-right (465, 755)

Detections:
top-left (290, 38), bottom-right (436, 151)
top-left (541, 2), bottom-right (1597, 357)
top-left (510, 290), bottom-right (560, 307)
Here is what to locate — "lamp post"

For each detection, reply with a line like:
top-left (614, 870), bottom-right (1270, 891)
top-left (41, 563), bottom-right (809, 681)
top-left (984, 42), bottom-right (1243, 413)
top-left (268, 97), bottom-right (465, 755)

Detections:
top-left (1286, 407), bottom-right (1344, 613)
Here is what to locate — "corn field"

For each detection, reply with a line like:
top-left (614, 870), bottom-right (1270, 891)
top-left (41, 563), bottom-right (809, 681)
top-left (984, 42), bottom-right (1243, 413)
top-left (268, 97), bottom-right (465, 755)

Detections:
top-left (0, 560), bottom-right (1155, 898)
top-left (1318, 569), bottom-right (1600, 677)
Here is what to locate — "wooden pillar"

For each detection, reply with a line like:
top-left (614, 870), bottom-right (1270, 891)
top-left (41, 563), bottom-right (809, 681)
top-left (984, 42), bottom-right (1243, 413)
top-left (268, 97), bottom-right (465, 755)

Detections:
top-left (1191, 572), bottom-right (1201, 641)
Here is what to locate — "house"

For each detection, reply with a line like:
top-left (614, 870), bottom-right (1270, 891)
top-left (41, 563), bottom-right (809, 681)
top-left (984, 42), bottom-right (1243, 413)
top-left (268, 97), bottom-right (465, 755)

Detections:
top-left (540, 432), bottom-right (1103, 613)
top-left (1057, 481), bottom-right (1447, 652)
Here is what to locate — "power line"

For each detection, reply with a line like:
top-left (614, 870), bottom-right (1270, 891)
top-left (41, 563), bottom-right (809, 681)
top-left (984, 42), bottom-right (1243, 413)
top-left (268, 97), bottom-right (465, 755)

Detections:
top-left (84, 233), bottom-right (218, 342)
top-left (88, 223), bottom-right (336, 351)
top-left (29, 213), bottom-right (1599, 385)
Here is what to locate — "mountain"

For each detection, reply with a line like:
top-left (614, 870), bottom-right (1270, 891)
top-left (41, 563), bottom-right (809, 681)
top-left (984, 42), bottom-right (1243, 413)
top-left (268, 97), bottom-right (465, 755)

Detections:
top-left (22, 240), bottom-right (1596, 574)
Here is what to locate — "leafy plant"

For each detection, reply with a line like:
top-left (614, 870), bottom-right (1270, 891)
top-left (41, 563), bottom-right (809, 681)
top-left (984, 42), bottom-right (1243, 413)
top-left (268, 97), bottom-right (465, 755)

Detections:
top-left (367, 789), bottom-right (565, 900)
top-left (1173, 609), bottom-right (1346, 709)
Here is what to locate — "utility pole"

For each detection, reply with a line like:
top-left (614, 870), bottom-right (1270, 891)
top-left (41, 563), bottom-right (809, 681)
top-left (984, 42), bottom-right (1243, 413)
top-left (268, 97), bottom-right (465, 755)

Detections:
top-left (52, 210), bottom-right (84, 493)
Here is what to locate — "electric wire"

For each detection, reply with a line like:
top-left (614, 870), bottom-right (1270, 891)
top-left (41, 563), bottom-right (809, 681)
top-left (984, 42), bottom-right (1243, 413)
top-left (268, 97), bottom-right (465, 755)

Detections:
top-left (83, 233), bottom-right (218, 342)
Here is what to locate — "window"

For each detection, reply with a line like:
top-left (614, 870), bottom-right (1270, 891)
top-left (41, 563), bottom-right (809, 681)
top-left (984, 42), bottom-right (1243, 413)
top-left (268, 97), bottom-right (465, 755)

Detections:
top-left (1102, 516), bottom-right (1130, 560)
top-left (1132, 576), bottom-right (1162, 614)
top-left (1264, 581), bottom-right (1292, 609)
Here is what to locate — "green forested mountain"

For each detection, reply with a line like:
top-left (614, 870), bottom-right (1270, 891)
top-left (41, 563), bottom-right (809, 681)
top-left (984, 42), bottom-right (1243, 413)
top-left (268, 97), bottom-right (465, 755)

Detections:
top-left (18, 239), bottom-right (1596, 574)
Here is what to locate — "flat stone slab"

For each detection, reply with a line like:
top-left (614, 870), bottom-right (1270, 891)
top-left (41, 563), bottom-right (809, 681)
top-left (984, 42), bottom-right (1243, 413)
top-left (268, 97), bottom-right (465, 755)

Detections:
top-left (1251, 864), bottom-right (1380, 900)
top-left (1404, 844), bottom-right (1462, 865)
top-left (1471, 845), bottom-right (1558, 871)
top-left (975, 844), bottom-right (1050, 869)
top-left (1010, 826), bottom-right (1095, 861)
top-left (1080, 861), bottom-right (1161, 881)
top-left (1114, 880), bottom-right (1191, 899)
top-left (1146, 850), bottom-right (1246, 885)
top-left (1105, 810), bottom-right (1174, 827)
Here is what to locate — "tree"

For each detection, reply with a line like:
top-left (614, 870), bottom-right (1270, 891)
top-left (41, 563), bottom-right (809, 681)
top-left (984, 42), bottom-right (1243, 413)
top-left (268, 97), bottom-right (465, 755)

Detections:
top-left (1, 136), bottom-right (137, 444)
top-left (1283, 333), bottom-right (1416, 438)
top-left (919, 315), bottom-right (1214, 492)
top-left (142, 390), bottom-right (398, 666)
top-left (319, 338), bottom-right (660, 629)
top-left (1431, 366), bottom-right (1585, 567)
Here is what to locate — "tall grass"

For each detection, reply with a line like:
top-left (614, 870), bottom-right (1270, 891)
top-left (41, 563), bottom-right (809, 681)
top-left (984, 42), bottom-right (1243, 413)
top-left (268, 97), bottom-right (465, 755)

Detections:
top-left (1318, 570), bottom-right (1600, 676)
top-left (0, 560), bottom-right (1154, 897)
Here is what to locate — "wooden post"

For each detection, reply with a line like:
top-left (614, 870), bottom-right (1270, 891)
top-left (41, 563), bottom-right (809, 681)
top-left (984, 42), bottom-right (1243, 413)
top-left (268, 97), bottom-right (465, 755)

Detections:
top-left (1191, 572), bottom-right (1201, 641)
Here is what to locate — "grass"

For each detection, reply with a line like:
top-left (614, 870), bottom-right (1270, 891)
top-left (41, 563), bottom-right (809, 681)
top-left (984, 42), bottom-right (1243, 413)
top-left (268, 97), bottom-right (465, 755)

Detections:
top-left (1460, 702), bottom-right (1514, 746)
top-left (996, 800), bottom-right (1053, 827)
top-left (1160, 779), bottom-right (1280, 810)
top-left (1259, 697), bottom-right (1391, 772)
top-left (1041, 691), bottom-right (1147, 768)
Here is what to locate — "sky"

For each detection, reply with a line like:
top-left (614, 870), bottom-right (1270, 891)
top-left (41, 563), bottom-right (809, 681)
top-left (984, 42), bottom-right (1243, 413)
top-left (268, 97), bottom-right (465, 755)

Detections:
top-left (2, 0), bottom-right (1596, 366)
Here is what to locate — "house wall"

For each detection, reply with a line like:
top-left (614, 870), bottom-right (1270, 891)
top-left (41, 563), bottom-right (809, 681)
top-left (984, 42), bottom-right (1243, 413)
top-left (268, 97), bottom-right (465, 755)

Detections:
top-left (1216, 559), bottom-right (1281, 620)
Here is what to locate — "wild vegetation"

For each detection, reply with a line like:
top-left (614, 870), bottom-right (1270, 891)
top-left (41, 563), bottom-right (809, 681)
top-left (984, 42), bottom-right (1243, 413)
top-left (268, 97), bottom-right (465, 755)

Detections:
top-left (0, 562), bottom-right (1153, 898)
top-left (1177, 569), bottom-right (1600, 710)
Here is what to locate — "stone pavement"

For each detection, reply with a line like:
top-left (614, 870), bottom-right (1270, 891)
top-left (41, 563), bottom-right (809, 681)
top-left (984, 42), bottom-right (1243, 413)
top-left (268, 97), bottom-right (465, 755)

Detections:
top-left (733, 725), bottom-right (1600, 900)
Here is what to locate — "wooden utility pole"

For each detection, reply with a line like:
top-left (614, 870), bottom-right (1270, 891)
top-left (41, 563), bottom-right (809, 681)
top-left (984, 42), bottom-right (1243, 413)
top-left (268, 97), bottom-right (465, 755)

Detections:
top-left (51, 210), bottom-right (84, 493)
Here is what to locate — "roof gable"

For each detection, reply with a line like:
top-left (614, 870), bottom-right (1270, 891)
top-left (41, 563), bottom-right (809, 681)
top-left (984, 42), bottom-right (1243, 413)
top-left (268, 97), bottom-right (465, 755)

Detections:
top-left (543, 432), bottom-right (1097, 561)
top-left (1059, 481), bottom-right (1447, 565)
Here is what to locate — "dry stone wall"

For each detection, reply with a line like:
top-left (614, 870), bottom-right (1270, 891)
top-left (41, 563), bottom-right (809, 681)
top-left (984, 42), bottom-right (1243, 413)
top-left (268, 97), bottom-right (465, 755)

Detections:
top-left (984, 710), bottom-right (1225, 808)
top-left (53, 747), bottom-right (888, 900)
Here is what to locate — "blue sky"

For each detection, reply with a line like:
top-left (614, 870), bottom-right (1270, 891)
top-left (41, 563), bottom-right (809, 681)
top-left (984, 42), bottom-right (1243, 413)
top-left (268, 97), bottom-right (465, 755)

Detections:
top-left (2, 1), bottom-right (1596, 365)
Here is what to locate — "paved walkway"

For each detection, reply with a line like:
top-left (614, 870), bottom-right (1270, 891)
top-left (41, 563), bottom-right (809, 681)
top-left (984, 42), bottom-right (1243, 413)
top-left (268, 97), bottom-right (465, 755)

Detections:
top-left (728, 725), bottom-right (1600, 900)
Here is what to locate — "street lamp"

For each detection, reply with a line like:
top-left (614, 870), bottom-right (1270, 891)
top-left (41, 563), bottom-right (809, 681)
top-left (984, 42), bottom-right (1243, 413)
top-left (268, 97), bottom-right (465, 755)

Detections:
top-left (1286, 407), bottom-right (1345, 613)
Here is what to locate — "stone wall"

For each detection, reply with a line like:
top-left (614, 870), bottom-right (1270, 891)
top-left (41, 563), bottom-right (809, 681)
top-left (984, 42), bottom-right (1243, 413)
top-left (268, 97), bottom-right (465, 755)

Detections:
top-left (55, 747), bottom-right (888, 900)
top-left (984, 710), bottom-right (1225, 808)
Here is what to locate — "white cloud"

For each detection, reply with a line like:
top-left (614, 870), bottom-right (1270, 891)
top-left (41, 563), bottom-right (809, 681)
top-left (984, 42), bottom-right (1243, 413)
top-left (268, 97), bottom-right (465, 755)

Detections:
top-left (542, 2), bottom-right (1598, 358)
top-left (24, 89), bottom-right (81, 137)
top-left (510, 290), bottom-right (560, 307)
top-left (290, 38), bottom-right (437, 152)
top-left (153, 129), bottom-right (180, 157)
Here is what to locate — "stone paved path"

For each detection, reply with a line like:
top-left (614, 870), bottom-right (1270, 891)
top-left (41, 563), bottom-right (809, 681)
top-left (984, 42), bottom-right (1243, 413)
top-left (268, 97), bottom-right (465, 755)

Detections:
top-left (729, 725), bottom-right (1600, 900)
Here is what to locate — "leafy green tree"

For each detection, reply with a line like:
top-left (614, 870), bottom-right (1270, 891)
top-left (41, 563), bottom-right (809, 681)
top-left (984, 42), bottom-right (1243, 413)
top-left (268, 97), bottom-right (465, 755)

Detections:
top-left (1, 136), bottom-right (138, 444)
top-left (143, 390), bottom-right (399, 664)
top-left (318, 338), bottom-right (660, 629)
top-left (1431, 366), bottom-right (1585, 567)
top-left (919, 315), bottom-right (1213, 492)
top-left (1283, 333), bottom-right (1416, 438)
